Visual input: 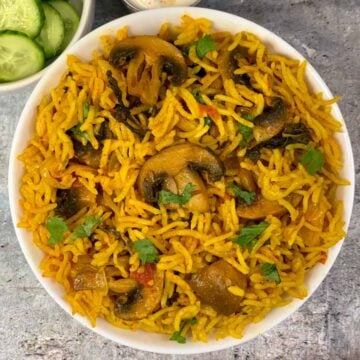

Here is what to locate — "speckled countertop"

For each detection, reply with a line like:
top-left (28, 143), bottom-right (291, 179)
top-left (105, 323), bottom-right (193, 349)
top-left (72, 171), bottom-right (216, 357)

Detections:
top-left (0, 0), bottom-right (359, 359)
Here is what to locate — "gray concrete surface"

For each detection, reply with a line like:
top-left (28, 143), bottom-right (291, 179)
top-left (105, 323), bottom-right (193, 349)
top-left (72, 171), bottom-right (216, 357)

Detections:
top-left (1, 0), bottom-right (359, 359)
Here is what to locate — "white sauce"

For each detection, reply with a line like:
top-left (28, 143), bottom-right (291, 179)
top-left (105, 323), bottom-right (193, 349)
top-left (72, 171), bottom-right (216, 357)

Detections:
top-left (125, 0), bottom-right (200, 10)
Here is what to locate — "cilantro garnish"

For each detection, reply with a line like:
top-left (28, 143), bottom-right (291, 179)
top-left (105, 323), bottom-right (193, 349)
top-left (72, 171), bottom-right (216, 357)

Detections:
top-left (133, 239), bottom-right (159, 265)
top-left (158, 183), bottom-right (196, 206)
top-left (195, 34), bottom-right (216, 58)
top-left (242, 113), bottom-right (253, 121)
top-left (170, 318), bottom-right (197, 344)
top-left (299, 146), bottom-right (324, 175)
top-left (46, 216), bottom-right (68, 246)
top-left (228, 183), bottom-right (256, 205)
top-left (83, 100), bottom-right (90, 119)
top-left (70, 124), bottom-right (91, 142)
top-left (234, 221), bottom-right (268, 251)
top-left (238, 123), bottom-right (253, 147)
top-left (260, 263), bottom-right (281, 284)
top-left (204, 116), bottom-right (212, 126)
top-left (71, 216), bottom-right (102, 240)
top-left (192, 88), bottom-right (205, 104)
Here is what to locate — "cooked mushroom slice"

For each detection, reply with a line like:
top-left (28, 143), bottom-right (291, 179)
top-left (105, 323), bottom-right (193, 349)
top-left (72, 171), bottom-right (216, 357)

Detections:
top-left (253, 98), bottom-right (287, 143)
top-left (246, 122), bottom-right (311, 162)
top-left (56, 182), bottom-right (97, 218)
top-left (218, 45), bottom-right (249, 83)
top-left (236, 168), bottom-right (257, 193)
top-left (237, 193), bottom-right (302, 220)
top-left (114, 269), bottom-right (164, 320)
top-left (237, 196), bottom-right (286, 220)
top-left (109, 36), bottom-right (187, 105)
top-left (173, 168), bottom-right (210, 212)
top-left (138, 143), bottom-right (224, 207)
top-left (73, 140), bottom-right (101, 168)
top-left (73, 264), bottom-right (107, 291)
top-left (189, 260), bottom-right (247, 315)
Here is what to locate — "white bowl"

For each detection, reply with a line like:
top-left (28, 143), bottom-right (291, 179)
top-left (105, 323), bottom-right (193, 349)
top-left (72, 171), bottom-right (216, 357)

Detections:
top-left (0, 0), bottom-right (95, 93)
top-left (8, 7), bottom-right (355, 355)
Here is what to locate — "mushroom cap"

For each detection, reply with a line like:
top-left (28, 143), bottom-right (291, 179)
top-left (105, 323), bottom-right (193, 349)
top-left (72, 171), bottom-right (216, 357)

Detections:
top-left (138, 143), bottom-right (224, 207)
top-left (189, 259), bottom-right (247, 315)
top-left (109, 36), bottom-right (187, 105)
top-left (253, 98), bottom-right (287, 143)
top-left (114, 269), bottom-right (164, 320)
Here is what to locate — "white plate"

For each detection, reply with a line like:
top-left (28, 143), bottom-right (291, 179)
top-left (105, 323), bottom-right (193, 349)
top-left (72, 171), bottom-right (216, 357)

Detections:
top-left (8, 7), bottom-right (355, 355)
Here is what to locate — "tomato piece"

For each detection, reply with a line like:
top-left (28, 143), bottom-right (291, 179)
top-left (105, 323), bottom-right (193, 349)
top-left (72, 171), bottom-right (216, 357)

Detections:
top-left (130, 263), bottom-right (156, 287)
top-left (199, 104), bottom-right (220, 120)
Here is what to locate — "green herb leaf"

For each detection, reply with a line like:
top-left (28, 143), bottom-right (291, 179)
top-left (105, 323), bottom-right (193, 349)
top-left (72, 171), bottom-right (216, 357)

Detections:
top-left (242, 113), bottom-right (253, 121)
top-left (169, 317), bottom-right (197, 344)
top-left (192, 88), bottom-right (205, 104)
top-left (71, 216), bottom-right (102, 240)
top-left (260, 263), bottom-right (281, 284)
top-left (46, 216), bottom-right (68, 246)
top-left (234, 221), bottom-right (268, 251)
top-left (228, 183), bottom-right (256, 205)
top-left (238, 123), bottom-right (253, 147)
top-left (204, 116), bottom-right (212, 126)
top-left (299, 146), bottom-right (324, 175)
top-left (158, 183), bottom-right (196, 206)
top-left (187, 317), bottom-right (197, 325)
top-left (133, 238), bottom-right (159, 264)
top-left (83, 100), bottom-right (90, 119)
top-left (196, 34), bottom-right (216, 58)
top-left (170, 331), bottom-right (186, 344)
top-left (70, 124), bottom-right (91, 142)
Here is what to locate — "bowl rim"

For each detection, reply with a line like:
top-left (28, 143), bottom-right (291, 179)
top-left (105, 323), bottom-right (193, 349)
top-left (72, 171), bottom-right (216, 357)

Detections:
top-left (8, 6), bottom-right (355, 355)
top-left (0, 0), bottom-right (95, 93)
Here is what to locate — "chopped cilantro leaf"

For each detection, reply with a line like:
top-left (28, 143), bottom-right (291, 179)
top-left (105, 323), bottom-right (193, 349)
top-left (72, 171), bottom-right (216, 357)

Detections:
top-left (234, 221), bottom-right (268, 251)
top-left (71, 216), bottom-right (102, 240)
top-left (228, 183), bottom-right (256, 205)
top-left (242, 113), bottom-right (253, 121)
top-left (158, 183), bottom-right (196, 206)
top-left (196, 34), bottom-right (216, 58)
top-left (70, 124), bottom-right (91, 142)
top-left (170, 331), bottom-right (186, 344)
top-left (169, 317), bottom-right (197, 344)
top-left (260, 263), bottom-right (281, 284)
top-left (83, 100), bottom-right (90, 119)
top-left (238, 123), bottom-right (253, 147)
top-left (133, 238), bottom-right (159, 265)
top-left (204, 116), bottom-right (212, 126)
top-left (46, 216), bottom-right (68, 246)
top-left (192, 88), bottom-right (205, 104)
top-left (299, 146), bottom-right (324, 175)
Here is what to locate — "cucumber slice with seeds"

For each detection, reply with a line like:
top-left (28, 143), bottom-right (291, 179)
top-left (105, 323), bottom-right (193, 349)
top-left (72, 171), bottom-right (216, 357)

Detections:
top-left (48, 0), bottom-right (80, 50)
top-left (35, 3), bottom-right (65, 59)
top-left (0, 31), bottom-right (45, 82)
top-left (0, 0), bottom-right (44, 38)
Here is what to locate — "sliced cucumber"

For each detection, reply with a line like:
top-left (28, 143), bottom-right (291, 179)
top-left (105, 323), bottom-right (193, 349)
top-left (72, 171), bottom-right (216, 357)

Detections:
top-left (48, 0), bottom-right (80, 50)
top-left (0, 0), bottom-right (44, 38)
top-left (0, 31), bottom-right (45, 82)
top-left (35, 3), bottom-right (65, 59)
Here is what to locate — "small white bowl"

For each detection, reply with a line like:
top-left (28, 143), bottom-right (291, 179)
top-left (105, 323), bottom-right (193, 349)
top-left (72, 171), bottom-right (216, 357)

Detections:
top-left (8, 7), bottom-right (355, 355)
top-left (0, 0), bottom-right (95, 93)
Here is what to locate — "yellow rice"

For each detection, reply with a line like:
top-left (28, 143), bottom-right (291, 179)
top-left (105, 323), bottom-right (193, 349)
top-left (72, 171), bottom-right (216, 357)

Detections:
top-left (18, 15), bottom-right (348, 341)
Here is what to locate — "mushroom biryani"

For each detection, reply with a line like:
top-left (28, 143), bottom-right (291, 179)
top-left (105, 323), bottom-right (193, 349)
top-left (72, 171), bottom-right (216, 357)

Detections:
top-left (18, 16), bottom-right (349, 342)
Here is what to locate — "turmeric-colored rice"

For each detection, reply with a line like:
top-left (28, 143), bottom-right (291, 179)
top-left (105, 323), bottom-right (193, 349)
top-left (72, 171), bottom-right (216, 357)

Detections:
top-left (18, 15), bottom-right (348, 342)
